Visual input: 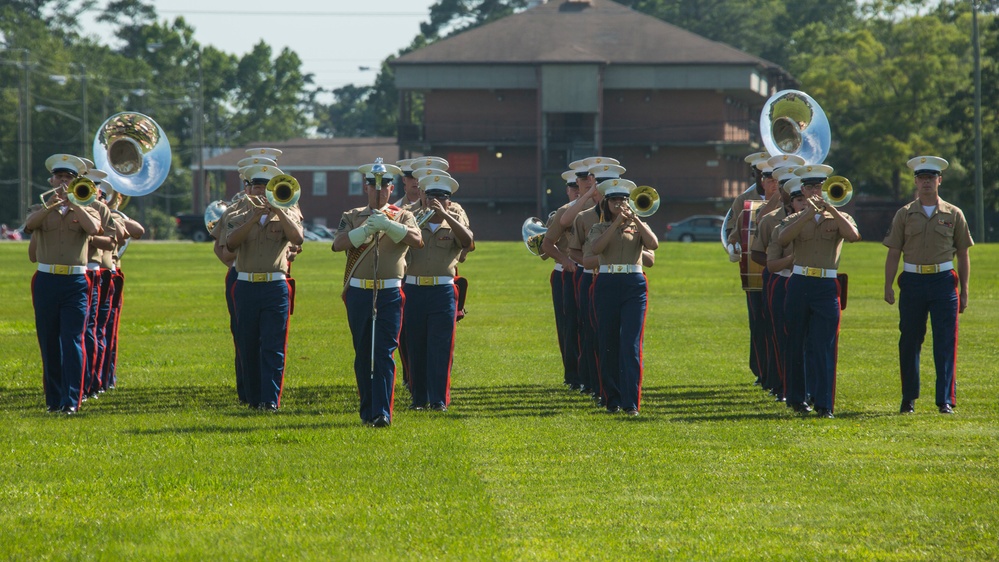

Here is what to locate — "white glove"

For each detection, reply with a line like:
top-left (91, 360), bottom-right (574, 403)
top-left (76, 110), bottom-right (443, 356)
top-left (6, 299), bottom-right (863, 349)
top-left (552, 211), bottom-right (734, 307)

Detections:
top-left (727, 243), bottom-right (740, 263)
top-left (366, 212), bottom-right (390, 232)
top-left (348, 225), bottom-right (374, 248)
top-left (384, 220), bottom-right (408, 243)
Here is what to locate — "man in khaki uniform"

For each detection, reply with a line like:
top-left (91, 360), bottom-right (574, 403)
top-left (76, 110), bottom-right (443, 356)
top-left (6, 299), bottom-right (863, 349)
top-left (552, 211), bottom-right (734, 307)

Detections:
top-left (333, 159), bottom-right (422, 427)
top-left (224, 164), bottom-right (304, 412)
top-left (777, 164), bottom-right (861, 418)
top-left (25, 154), bottom-right (103, 414)
top-left (883, 156), bottom-right (972, 414)
top-left (402, 173), bottom-right (473, 412)
top-left (79, 168), bottom-right (118, 400)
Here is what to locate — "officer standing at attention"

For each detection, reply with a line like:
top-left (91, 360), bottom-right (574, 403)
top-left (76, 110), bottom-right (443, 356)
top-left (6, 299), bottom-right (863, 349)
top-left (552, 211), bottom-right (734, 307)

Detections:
top-left (403, 172), bottom-right (473, 412)
top-left (884, 156), bottom-right (972, 414)
top-left (588, 177), bottom-right (658, 416)
top-left (777, 164), bottom-right (861, 418)
top-left (333, 159), bottom-right (422, 428)
top-left (24, 154), bottom-right (102, 414)
top-left (224, 164), bottom-right (304, 411)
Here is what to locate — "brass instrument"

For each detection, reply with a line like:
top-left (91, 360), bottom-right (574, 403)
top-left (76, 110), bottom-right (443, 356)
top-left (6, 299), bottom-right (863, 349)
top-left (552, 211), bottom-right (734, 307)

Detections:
top-left (204, 200), bottom-right (228, 231)
top-left (38, 187), bottom-right (64, 209)
top-left (628, 185), bottom-right (660, 217)
top-left (522, 217), bottom-right (547, 256)
top-left (265, 174), bottom-right (301, 208)
top-left (822, 175), bottom-right (853, 207)
top-left (92, 112), bottom-right (172, 197)
top-left (413, 206), bottom-right (436, 228)
top-left (66, 176), bottom-right (97, 206)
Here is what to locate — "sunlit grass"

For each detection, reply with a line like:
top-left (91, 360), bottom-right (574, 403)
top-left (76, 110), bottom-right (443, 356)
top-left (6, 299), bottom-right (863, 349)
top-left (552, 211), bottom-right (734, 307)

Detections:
top-left (0, 241), bottom-right (996, 560)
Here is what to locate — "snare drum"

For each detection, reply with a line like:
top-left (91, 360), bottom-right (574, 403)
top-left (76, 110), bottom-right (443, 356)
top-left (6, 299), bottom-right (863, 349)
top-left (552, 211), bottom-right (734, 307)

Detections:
top-left (740, 200), bottom-right (765, 291)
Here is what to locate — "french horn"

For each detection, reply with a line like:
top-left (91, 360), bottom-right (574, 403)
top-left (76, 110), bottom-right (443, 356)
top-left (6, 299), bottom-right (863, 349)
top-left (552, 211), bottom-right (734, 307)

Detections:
top-left (92, 112), bottom-right (172, 197)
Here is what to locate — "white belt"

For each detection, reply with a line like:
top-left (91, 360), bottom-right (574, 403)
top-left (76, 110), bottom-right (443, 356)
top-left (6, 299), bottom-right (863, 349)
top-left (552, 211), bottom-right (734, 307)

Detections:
top-left (349, 278), bottom-right (403, 290)
top-left (553, 263), bottom-right (564, 272)
top-left (38, 263), bottom-right (87, 275)
top-left (86, 263), bottom-right (101, 271)
top-left (405, 275), bottom-right (454, 286)
top-left (793, 265), bottom-right (837, 278)
top-left (778, 269), bottom-right (792, 278)
top-left (237, 272), bottom-right (287, 282)
top-left (599, 264), bottom-right (643, 274)
top-left (903, 262), bottom-right (954, 274)
top-left (582, 269), bottom-right (594, 274)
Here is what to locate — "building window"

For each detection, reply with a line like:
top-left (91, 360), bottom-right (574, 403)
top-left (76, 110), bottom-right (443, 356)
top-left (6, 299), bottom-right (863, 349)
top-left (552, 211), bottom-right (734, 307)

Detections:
top-left (313, 171), bottom-right (327, 196)
top-left (348, 171), bottom-right (363, 196)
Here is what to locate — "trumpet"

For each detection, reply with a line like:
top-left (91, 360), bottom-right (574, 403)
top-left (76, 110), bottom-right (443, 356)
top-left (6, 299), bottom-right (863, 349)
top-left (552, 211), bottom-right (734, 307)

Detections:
top-left (67, 176), bottom-right (98, 206)
top-left (265, 174), bottom-right (301, 208)
top-left (628, 185), bottom-right (660, 217)
top-left (413, 206), bottom-right (436, 228)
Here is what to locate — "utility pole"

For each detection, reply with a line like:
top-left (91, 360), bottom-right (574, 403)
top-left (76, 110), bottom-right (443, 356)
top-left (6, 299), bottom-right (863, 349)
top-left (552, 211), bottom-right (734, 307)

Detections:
top-left (18, 49), bottom-right (31, 222)
top-left (79, 63), bottom-right (88, 159)
top-left (972, 1), bottom-right (985, 241)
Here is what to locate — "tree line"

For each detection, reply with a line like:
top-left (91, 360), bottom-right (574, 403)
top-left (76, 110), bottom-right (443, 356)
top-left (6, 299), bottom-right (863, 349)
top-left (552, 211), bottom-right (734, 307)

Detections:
top-left (1, 0), bottom-right (997, 237)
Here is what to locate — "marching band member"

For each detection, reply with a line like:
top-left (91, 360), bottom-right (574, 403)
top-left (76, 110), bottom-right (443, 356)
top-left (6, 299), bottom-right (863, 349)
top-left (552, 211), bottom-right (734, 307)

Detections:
top-left (211, 153), bottom-right (279, 403)
top-left (224, 164), bottom-right (304, 411)
top-left (402, 172), bottom-right (473, 412)
top-left (884, 156), bottom-right (973, 414)
top-left (564, 164), bottom-right (601, 400)
top-left (24, 154), bottom-right (102, 414)
top-left (777, 164), bottom-right (860, 418)
top-left (100, 187), bottom-right (143, 392)
top-left (80, 168), bottom-right (117, 400)
top-left (729, 151), bottom-right (771, 386)
top-left (588, 178), bottom-right (658, 416)
top-left (751, 155), bottom-right (804, 397)
top-left (540, 162), bottom-right (585, 390)
top-left (333, 159), bottom-right (422, 428)
top-left (394, 156), bottom-right (449, 210)
top-left (764, 177), bottom-right (805, 402)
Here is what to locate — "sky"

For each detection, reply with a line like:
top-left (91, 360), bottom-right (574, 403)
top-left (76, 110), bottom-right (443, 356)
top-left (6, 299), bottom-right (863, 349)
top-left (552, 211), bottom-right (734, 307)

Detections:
top-left (82, 0), bottom-right (440, 101)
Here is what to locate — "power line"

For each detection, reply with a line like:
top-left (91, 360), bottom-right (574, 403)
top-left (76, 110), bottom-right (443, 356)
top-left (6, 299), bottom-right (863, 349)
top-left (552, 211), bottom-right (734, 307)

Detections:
top-left (158, 9), bottom-right (427, 17)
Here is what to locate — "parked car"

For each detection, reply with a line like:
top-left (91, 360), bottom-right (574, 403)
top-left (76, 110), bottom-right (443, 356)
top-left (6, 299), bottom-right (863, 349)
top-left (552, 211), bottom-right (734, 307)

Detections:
top-left (305, 223), bottom-right (335, 240)
top-left (175, 213), bottom-right (210, 242)
top-left (663, 215), bottom-right (725, 242)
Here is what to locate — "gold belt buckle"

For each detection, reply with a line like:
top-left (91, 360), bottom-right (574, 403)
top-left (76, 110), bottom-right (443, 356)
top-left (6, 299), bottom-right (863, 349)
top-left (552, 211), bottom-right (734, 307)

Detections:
top-left (612, 265), bottom-right (625, 273)
top-left (361, 279), bottom-right (375, 289)
top-left (418, 276), bottom-right (434, 286)
top-left (53, 265), bottom-right (70, 275)
top-left (918, 264), bottom-right (938, 274)
top-left (251, 272), bottom-right (268, 282)
top-left (805, 267), bottom-right (821, 277)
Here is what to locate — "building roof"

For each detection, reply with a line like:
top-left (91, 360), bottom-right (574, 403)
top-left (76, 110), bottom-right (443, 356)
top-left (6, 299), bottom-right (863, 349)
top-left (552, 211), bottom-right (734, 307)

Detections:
top-left (394, 0), bottom-right (782, 70)
top-left (202, 137), bottom-right (402, 171)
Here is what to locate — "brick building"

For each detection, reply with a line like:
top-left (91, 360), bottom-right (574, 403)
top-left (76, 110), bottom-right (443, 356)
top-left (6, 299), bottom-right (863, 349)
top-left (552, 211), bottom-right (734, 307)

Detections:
top-left (391, 0), bottom-right (795, 239)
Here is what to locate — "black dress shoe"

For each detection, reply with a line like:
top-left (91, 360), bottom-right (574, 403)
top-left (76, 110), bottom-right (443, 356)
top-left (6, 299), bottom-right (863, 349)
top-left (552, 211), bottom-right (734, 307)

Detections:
top-left (625, 408), bottom-right (639, 417)
top-left (408, 404), bottom-right (425, 411)
top-left (790, 402), bottom-right (812, 414)
top-left (775, 394), bottom-right (786, 403)
top-left (46, 406), bottom-right (60, 413)
top-left (900, 400), bottom-right (915, 414)
top-left (430, 403), bottom-right (447, 412)
top-left (606, 405), bottom-right (622, 414)
top-left (938, 404), bottom-right (954, 414)
top-left (260, 402), bottom-right (278, 412)
top-left (371, 415), bottom-right (391, 428)
top-left (62, 406), bottom-right (77, 415)
top-left (815, 408), bottom-right (834, 419)
top-left (595, 396), bottom-right (605, 408)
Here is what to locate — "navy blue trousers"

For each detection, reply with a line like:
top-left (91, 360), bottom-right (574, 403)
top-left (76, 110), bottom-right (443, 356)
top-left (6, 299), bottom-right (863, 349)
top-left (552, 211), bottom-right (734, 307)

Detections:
top-left (767, 273), bottom-right (790, 397)
top-left (224, 267), bottom-right (246, 402)
top-left (83, 270), bottom-right (99, 395)
top-left (746, 290), bottom-right (765, 382)
top-left (550, 270), bottom-right (567, 383)
top-left (32, 271), bottom-right (90, 411)
top-left (100, 270), bottom-right (123, 391)
top-left (759, 269), bottom-right (780, 391)
top-left (234, 279), bottom-right (290, 407)
top-left (403, 284), bottom-right (458, 408)
top-left (594, 273), bottom-right (647, 411)
top-left (576, 272), bottom-right (600, 395)
top-left (93, 269), bottom-right (115, 392)
top-left (785, 276), bottom-right (840, 411)
top-left (898, 270), bottom-right (959, 406)
top-left (345, 285), bottom-right (403, 423)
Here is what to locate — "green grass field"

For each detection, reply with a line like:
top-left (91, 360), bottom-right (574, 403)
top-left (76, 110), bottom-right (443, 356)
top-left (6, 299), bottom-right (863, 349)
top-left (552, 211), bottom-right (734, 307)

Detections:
top-left (1, 240), bottom-right (997, 560)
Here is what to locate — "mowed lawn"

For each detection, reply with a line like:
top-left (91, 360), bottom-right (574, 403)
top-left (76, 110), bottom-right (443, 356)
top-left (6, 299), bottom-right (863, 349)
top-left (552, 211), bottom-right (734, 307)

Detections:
top-left (0, 240), bottom-right (997, 560)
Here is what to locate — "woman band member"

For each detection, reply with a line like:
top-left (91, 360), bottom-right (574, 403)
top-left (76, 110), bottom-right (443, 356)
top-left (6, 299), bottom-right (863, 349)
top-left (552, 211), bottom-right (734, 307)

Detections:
top-left (587, 178), bottom-right (659, 416)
